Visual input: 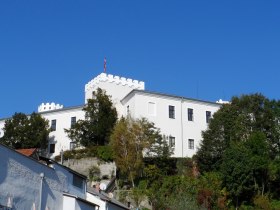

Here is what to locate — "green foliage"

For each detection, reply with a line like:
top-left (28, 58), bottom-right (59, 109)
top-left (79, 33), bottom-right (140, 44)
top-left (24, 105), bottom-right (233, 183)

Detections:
top-left (110, 117), bottom-right (164, 187)
top-left (97, 145), bottom-right (114, 162)
top-left (196, 93), bottom-right (280, 173)
top-left (253, 194), bottom-right (271, 210)
top-left (54, 146), bottom-right (113, 162)
top-left (65, 88), bottom-right (117, 146)
top-left (0, 112), bottom-right (50, 149)
top-left (88, 165), bottom-right (101, 181)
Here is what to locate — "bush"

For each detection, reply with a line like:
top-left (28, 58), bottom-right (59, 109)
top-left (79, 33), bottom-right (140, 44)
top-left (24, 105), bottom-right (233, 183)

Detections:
top-left (54, 146), bottom-right (113, 162)
top-left (88, 165), bottom-right (101, 182)
top-left (97, 145), bottom-right (114, 162)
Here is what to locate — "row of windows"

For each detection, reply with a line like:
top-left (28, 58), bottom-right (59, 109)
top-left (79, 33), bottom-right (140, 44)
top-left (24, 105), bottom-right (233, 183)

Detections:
top-left (168, 105), bottom-right (212, 123)
top-left (50, 116), bottom-right (77, 131)
top-left (166, 136), bottom-right (195, 150)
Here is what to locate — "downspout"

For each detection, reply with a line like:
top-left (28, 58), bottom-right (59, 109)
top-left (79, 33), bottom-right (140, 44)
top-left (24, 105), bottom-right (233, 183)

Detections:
top-left (181, 97), bottom-right (184, 157)
top-left (39, 172), bottom-right (44, 210)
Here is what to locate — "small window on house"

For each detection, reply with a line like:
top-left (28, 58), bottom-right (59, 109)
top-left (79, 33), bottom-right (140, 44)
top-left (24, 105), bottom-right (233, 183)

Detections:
top-left (206, 111), bottom-right (211, 123)
top-left (51, 119), bottom-right (56, 131)
top-left (169, 136), bottom-right (175, 147)
top-left (73, 173), bottom-right (84, 189)
top-left (188, 108), bottom-right (193, 121)
top-left (71, 117), bottom-right (76, 128)
top-left (188, 139), bottom-right (194, 150)
top-left (169, 105), bottom-right (175, 119)
top-left (49, 144), bottom-right (55, 153)
top-left (148, 102), bottom-right (156, 116)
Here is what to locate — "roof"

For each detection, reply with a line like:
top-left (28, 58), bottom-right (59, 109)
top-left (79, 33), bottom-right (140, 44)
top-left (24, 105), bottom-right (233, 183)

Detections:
top-left (87, 187), bottom-right (129, 210)
top-left (121, 89), bottom-right (222, 106)
top-left (63, 193), bottom-right (99, 207)
top-left (0, 105), bottom-right (84, 121)
top-left (16, 148), bottom-right (37, 157)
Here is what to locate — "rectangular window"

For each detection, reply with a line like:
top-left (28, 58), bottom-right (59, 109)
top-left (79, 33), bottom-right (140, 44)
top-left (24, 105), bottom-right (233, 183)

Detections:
top-left (71, 117), bottom-right (76, 128)
top-left (51, 119), bottom-right (56, 131)
top-left (188, 139), bottom-right (194, 150)
top-left (206, 111), bottom-right (211, 123)
top-left (49, 143), bottom-right (55, 153)
top-left (188, 108), bottom-right (193, 121)
top-left (169, 136), bottom-right (175, 147)
top-left (169, 105), bottom-right (175, 119)
top-left (73, 173), bottom-right (84, 189)
top-left (148, 102), bottom-right (156, 116)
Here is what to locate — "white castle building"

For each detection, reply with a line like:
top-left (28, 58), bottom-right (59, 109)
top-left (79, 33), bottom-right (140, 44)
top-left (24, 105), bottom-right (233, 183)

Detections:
top-left (0, 72), bottom-right (225, 158)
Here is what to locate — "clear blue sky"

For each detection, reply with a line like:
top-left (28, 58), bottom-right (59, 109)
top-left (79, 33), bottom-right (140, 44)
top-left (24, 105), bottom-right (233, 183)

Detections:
top-left (1, 1), bottom-right (280, 118)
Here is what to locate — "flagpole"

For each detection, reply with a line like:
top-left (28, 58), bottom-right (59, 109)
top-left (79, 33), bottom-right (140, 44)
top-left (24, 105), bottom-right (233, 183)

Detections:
top-left (104, 57), bottom-right (107, 73)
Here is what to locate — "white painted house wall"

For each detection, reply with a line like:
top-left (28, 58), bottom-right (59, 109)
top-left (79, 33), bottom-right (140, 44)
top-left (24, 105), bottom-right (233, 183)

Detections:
top-left (121, 90), bottom-right (221, 157)
top-left (0, 144), bottom-right (92, 210)
top-left (39, 106), bottom-right (85, 158)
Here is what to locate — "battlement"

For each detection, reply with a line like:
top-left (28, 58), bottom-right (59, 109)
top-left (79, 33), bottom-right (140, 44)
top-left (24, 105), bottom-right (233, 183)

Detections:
top-left (38, 102), bottom-right (64, 113)
top-left (85, 73), bottom-right (145, 92)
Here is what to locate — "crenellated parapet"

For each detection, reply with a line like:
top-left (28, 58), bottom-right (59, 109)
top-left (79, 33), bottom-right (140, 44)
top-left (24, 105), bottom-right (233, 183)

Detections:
top-left (38, 102), bottom-right (64, 113)
top-left (85, 73), bottom-right (145, 92)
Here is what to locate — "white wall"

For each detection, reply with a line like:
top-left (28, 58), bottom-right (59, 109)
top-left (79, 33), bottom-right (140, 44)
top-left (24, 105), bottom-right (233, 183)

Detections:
top-left (85, 73), bottom-right (144, 116)
top-left (40, 106), bottom-right (84, 158)
top-left (122, 91), bottom-right (221, 157)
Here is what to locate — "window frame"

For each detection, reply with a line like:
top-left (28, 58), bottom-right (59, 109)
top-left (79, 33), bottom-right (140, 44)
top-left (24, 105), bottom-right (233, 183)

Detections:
top-left (51, 119), bottom-right (57, 131)
top-left (188, 139), bottom-right (194, 150)
top-left (188, 108), bottom-right (194, 121)
top-left (206, 111), bottom-right (212, 123)
top-left (169, 105), bottom-right (175, 119)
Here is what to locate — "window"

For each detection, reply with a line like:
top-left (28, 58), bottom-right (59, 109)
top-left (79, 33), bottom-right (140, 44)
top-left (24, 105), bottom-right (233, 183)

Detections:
top-left (188, 139), bottom-right (194, 149)
top-left (148, 102), bottom-right (156, 116)
top-left (188, 108), bottom-right (193, 121)
top-left (51, 119), bottom-right (56, 131)
top-left (169, 105), bottom-right (175, 119)
top-left (73, 173), bottom-right (84, 189)
top-left (169, 136), bottom-right (175, 147)
top-left (71, 117), bottom-right (76, 128)
top-left (206, 111), bottom-right (211, 123)
top-left (49, 144), bottom-right (55, 153)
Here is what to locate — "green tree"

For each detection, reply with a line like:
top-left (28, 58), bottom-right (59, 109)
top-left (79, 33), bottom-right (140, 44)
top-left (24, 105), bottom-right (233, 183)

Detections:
top-left (0, 112), bottom-right (50, 149)
top-left (110, 117), bottom-right (162, 187)
top-left (65, 88), bottom-right (117, 146)
top-left (220, 132), bottom-right (270, 208)
top-left (195, 93), bottom-right (280, 173)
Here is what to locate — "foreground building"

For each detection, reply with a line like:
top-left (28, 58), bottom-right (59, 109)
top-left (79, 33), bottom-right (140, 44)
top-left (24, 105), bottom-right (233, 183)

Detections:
top-left (0, 143), bottom-right (97, 210)
top-left (0, 143), bottom-right (129, 210)
top-left (0, 72), bottom-right (225, 158)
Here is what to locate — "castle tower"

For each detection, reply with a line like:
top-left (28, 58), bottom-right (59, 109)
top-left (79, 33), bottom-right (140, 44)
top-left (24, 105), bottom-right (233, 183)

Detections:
top-left (85, 73), bottom-right (145, 116)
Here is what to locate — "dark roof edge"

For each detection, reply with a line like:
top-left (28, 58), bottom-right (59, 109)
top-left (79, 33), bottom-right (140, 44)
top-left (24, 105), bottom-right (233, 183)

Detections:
top-left (63, 193), bottom-right (99, 207)
top-left (121, 89), bottom-right (221, 106)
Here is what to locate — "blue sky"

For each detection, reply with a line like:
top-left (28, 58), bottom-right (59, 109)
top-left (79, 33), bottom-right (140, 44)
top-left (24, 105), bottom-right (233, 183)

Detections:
top-left (1, 1), bottom-right (280, 118)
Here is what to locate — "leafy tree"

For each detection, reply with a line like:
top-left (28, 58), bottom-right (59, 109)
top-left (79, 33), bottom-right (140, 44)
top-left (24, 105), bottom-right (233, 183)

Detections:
top-left (220, 132), bottom-right (270, 208)
top-left (195, 93), bottom-right (280, 172)
top-left (0, 112), bottom-right (50, 149)
top-left (65, 88), bottom-right (117, 146)
top-left (110, 117), bottom-right (163, 187)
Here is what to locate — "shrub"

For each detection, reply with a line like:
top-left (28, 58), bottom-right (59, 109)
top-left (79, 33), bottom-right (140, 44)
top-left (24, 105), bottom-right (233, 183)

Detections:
top-left (54, 146), bottom-right (113, 162)
top-left (89, 165), bottom-right (101, 181)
